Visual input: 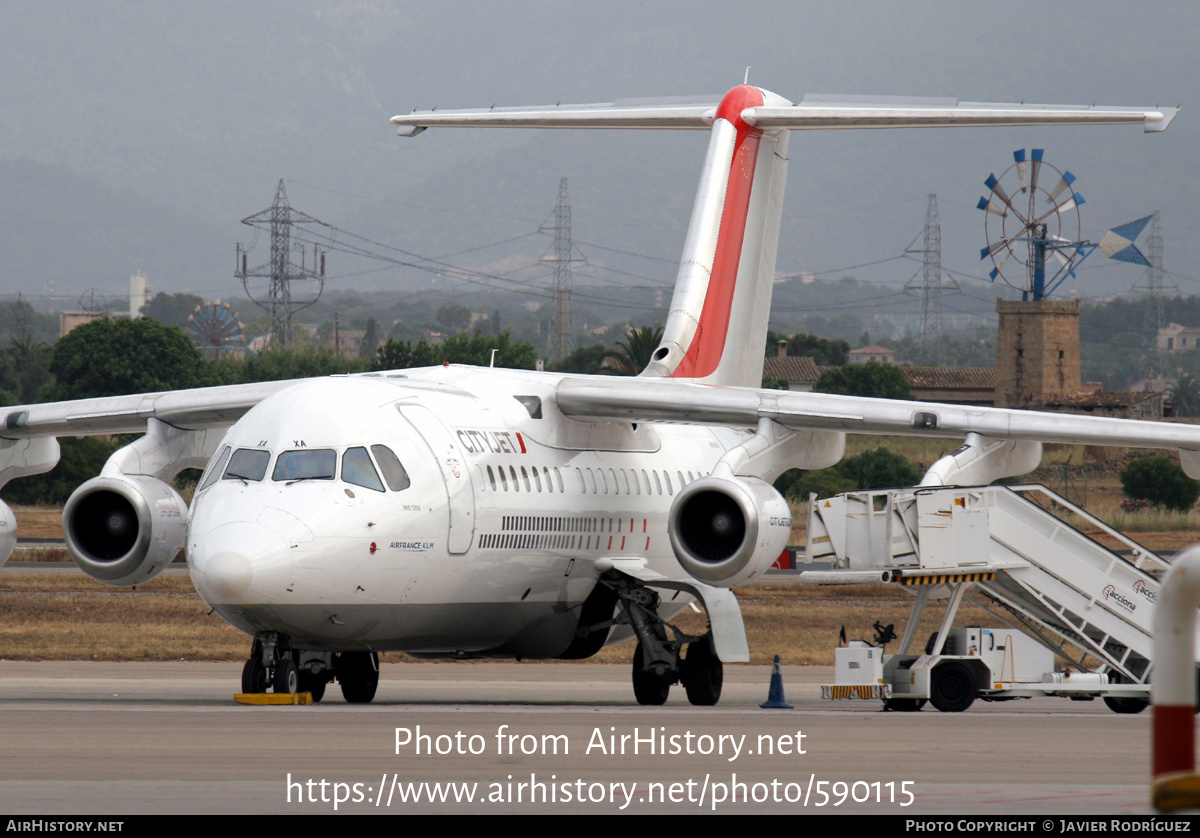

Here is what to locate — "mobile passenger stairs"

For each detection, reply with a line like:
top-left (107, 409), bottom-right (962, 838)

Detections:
top-left (804, 483), bottom-right (1196, 713)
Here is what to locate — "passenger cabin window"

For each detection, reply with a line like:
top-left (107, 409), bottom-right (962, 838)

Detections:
top-left (342, 447), bottom-right (384, 492)
top-left (224, 448), bottom-right (270, 482)
top-left (272, 449), bottom-right (336, 482)
top-left (371, 444), bottom-right (410, 491)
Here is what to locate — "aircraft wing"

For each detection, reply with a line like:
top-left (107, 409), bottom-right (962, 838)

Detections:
top-left (391, 93), bottom-right (1177, 135)
top-left (0, 380), bottom-right (294, 438)
top-left (555, 376), bottom-right (1200, 461)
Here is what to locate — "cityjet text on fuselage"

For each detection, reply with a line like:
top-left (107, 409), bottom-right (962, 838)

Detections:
top-left (456, 429), bottom-right (526, 456)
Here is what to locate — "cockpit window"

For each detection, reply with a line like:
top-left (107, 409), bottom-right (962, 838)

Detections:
top-left (272, 449), bottom-right (336, 482)
top-left (223, 448), bottom-right (270, 482)
top-left (371, 444), bottom-right (411, 492)
top-left (200, 445), bottom-right (232, 492)
top-left (342, 447), bottom-right (385, 492)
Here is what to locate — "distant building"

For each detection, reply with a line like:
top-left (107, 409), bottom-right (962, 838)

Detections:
top-left (129, 272), bottom-right (152, 319)
top-left (327, 329), bottom-right (366, 358)
top-left (994, 299), bottom-right (1082, 410)
top-left (761, 355), bottom-right (822, 391)
top-left (59, 311), bottom-right (117, 337)
top-left (762, 352), bottom-right (995, 406)
top-left (1157, 323), bottom-right (1200, 353)
top-left (1045, 390), bottom-right (1165, 420)
top-left (766, 297), bottom-right (1158, 420)
top-left (902, 367), bottom-right (995, 406)
top-left (849, 345), bottom-right (895, 364)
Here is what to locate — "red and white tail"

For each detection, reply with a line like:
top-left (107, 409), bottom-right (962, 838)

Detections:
top-left (640, 85), bottom-right (791, 387)
top-left (392, 87), bottom-right (1174, 387)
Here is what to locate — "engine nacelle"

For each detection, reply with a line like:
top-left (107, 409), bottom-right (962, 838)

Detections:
top-left (63, 475), bottom-right (187, 587)
top-left (0, 499), bottom-right (16, 567)
top-left (668, 476), bottom-right (791, 587)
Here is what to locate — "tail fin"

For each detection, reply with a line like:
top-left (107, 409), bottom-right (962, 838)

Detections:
top-left (641, 85), bottom-right (790, 387)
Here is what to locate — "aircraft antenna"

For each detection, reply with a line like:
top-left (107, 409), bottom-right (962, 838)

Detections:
top-left (236, 180), bottom-right (327, 348)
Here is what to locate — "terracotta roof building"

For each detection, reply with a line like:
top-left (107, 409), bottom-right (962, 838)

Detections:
top-left (761, 355), bottom-right (822, 390)
top-left (900, 367), bottom-right (996, 406)
top-left (849, 345), bottom-right (896, 364)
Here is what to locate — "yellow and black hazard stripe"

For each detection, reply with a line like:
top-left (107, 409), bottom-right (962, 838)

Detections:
top-left (823, 685), bottom-right (884, 700)
top-left (898, 572), bottom-right (995, 586)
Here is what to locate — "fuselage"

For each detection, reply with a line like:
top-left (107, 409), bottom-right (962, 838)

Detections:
top-left (186, 365), bottom-right (745, 658)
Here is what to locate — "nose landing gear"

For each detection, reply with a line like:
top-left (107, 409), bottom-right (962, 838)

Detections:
top-left (241, 635), bottom-right (336, 702)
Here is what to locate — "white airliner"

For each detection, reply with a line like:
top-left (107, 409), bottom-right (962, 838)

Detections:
top-left (0, 84), bottom-right (1186, 705)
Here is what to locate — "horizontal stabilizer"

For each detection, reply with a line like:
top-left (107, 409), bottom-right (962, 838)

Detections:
top-left (393, 94), bottom-right (1178, 134)
top-left (392, 101), bottom-right (717, 132)
top-left (746, 101), bottom-right (1177, 133)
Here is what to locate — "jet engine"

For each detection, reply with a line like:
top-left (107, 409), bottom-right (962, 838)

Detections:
top-left (0, 499), bottom-right (17, 566)
top-left (668, 476), bottom-right (791, 587)
top-left (63, 475), bottom-right (187, 587)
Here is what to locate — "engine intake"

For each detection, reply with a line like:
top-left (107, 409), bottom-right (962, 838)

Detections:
top-left (63, 475), bottom-right (186, 587)
top-left (668, 476), bottom-right (791, 587)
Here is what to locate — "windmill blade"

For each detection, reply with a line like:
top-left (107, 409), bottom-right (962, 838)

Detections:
top-left (1048, 242), bottom-right (1071, 268)
top-left (981, 236), bottom-right (1019, 260)
top-left (985, 173), bottom-right (1013, 206)
top-left (1046, 169), bottom-right (1077, 202)
top-left (1013, 148), bottom-right (1028, 191)
top-left (977, 196), bottom-right (1007, 217)
top-left (1049, 192), bottom-right (1084, 216)
top-left (1029, 148), bottom-right (1044, 192)
top-left (989, 249), bottom-right (1013, 280)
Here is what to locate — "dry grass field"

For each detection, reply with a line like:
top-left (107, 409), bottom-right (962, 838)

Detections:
top-left (0, 570), bottom-right (993, 667)
top-left (6, 434), bottom-right (1199, 666)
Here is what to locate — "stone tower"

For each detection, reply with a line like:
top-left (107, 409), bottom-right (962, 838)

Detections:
top-left (994, 298), bottom-right (1083, 409)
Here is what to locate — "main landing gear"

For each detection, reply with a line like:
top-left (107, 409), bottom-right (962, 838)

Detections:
top-left (606, 574), bottom-right (724, 707)
top-left (241, 635), bottom-right (378, 704)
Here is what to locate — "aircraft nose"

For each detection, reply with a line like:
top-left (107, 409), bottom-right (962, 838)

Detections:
top-left (189, 520), bottom-right (291, 602)
top-left (201, 546), bottom-right (254, 600)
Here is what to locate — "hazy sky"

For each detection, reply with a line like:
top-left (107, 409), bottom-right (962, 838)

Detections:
top-left (1, 0), bottom-right (1196, 310)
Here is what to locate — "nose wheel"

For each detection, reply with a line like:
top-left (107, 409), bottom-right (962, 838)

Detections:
top-left (241, 635), bottom-right (334, 702)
